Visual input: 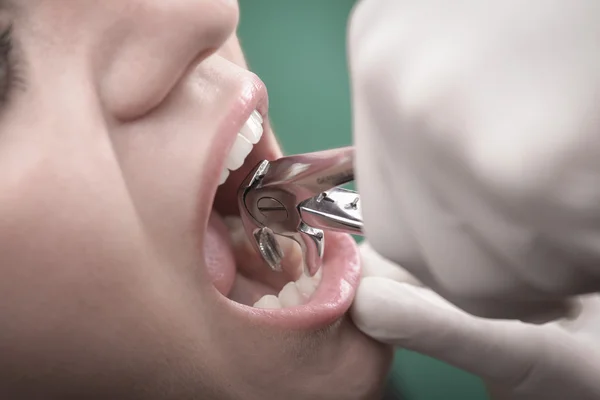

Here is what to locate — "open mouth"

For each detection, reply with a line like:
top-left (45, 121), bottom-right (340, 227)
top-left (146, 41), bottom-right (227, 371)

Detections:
top-left (205, 77), bottom-right (361, 330)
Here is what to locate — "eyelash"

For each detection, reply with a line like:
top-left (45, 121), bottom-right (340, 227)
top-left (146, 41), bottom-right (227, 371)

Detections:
top-left (0, 25), bottom-right (22, 105)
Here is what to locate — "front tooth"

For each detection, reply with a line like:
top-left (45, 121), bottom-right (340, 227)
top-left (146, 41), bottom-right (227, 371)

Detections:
top-left (278, 282), bottom-right (304, 307)
top-left (239, 113), bottom-right (264, 145)
top-left (219, 168), bottom-right (230, 185)
top-left (252, 109), bottom-right (263, 124)
top-left (253, 294), bottom-right (282, 309)
top-left (295, 274), bottom-right (318, 300)
top-left (225, 134), bottom-right (253, 171)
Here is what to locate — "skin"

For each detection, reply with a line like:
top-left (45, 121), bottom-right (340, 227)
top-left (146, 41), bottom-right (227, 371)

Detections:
top-left (0, 1), bottom-right (392, 399)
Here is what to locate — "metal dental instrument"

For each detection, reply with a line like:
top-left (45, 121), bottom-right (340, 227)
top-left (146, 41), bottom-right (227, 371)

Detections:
top-left (237, 146), bottom-right (363, 277)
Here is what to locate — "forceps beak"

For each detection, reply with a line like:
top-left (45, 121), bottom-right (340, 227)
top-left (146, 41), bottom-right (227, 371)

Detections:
top-left (237, 146), bottom-right (363, 277)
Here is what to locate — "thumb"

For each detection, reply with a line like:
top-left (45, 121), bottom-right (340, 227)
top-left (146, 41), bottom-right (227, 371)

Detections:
top-left (351, 277), bottom-right (600, 395)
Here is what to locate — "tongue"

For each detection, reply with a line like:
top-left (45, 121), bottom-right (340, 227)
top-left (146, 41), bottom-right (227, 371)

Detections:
top-left (204, 211), bottom-right (237, 296)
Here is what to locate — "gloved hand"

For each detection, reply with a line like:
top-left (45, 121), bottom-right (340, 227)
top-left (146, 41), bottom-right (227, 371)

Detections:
top-left (352, 243), bottom-right (600, 400)
top-left (348, 0), bottom-right (600, 320)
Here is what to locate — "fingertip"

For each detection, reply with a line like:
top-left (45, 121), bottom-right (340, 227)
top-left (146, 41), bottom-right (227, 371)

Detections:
top-left (350, 277), bottom-right (400, 339)
top-left (351, 277), bottom-right (468, 347)
top-left (351, 277), bottom-right (435, 344)
top-left (351, 277), bottom-right (388, 324)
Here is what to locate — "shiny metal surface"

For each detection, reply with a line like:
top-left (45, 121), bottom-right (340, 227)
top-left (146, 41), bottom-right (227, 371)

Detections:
top-left (299, 187), bottom-right (363, 235)
top-left (237, 146), bottom-right (363, 276)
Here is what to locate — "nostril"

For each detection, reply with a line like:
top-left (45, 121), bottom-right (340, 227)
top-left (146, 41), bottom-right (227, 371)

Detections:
top-left (99, 0), bottom-right (240, 121)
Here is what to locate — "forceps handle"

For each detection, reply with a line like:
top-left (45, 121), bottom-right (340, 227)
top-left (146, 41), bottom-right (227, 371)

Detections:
top-left (260, 146), bottom-right (355, 195)
top-left (267, 146), bottom-right (363, 236)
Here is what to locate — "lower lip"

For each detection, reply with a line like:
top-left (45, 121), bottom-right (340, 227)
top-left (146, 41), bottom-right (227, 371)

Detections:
top-left (225, 232), bottom-right (362, 331)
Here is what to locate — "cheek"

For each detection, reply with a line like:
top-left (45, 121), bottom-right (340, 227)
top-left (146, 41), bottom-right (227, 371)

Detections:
top-left (0, 139), bottom-right (219, 391)
top-left (0, 122), bottom-right (160, 328)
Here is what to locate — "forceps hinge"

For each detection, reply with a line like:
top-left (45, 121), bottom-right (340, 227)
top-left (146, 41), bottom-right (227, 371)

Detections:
top-left (299, 188), bottom-right (363, 235)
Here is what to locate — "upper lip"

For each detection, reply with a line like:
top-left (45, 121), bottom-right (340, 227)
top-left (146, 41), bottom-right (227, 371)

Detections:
top-left (200, 71), bottom-right (273, 219)
top-left (208, 73), bottom-right (269, 203)
top-left (205, 74), bottom-right (362, 331)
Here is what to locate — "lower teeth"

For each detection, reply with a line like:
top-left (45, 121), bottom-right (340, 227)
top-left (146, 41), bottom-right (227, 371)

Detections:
top-left (253, 294), bottom-right (281, 309)
top-left (224, 216), bottom-right (323, 309)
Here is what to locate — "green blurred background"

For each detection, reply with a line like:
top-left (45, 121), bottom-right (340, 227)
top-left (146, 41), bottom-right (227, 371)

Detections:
top-left (237, 1), bottom-right (488, 399)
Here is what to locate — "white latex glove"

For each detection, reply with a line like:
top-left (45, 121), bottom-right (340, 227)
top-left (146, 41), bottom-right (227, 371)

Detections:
top-left (348, 0), bottom-right (600, 320)
top-left (352, 243), bottom-right (600, 399)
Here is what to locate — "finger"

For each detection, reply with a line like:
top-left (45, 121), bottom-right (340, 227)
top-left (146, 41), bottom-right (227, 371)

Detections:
top-left (359, 242), bottom-right (422, 285)
top-left (351, 277), bottom-right (600, 396)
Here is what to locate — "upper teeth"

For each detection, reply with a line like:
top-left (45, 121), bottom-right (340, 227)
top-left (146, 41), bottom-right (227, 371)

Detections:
top-left (219, 109), bottom-right (264, 185)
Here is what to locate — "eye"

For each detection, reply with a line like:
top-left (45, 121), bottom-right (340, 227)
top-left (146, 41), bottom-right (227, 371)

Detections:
top-left (0, 25), bottom-right (17, 105)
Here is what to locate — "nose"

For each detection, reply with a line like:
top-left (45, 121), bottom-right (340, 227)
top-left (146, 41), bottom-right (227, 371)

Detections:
top-left (101, 0), bottom-right (240, 120)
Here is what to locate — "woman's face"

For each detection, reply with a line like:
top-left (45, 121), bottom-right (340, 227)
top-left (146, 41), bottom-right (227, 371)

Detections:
top-left (0, 1), bottom-right (392, 398)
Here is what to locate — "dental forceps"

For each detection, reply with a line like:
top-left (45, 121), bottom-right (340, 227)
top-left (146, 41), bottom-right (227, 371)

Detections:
top-left (237, 146), bottom-right (363, 277)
